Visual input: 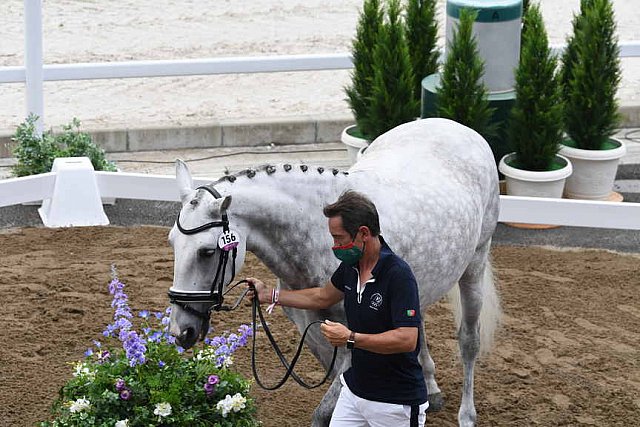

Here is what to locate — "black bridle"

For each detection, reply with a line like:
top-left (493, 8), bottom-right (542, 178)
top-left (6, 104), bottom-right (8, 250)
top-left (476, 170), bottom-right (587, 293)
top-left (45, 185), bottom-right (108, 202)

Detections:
top-left (168, 186), bottom-right (241, 339)
top-left (168, 185), bottom-right (337, 390)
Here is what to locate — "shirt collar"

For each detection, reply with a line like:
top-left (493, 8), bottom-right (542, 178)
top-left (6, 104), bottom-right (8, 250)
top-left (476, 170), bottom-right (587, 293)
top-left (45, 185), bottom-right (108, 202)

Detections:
top-left (351, 235), bottom-right (394, 279)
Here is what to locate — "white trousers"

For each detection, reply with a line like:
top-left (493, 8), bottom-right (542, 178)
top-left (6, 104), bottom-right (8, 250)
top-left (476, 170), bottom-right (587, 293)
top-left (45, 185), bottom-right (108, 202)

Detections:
top-left (329, 375), bottom-right (429, 427)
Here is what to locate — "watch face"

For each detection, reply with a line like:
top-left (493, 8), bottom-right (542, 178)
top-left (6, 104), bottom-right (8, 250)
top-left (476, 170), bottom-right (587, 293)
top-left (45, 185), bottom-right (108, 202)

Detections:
top-left (346, 340), bottom-right (355, 349)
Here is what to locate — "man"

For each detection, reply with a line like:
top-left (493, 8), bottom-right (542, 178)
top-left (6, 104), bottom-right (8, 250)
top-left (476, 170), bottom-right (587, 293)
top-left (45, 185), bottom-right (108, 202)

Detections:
top-left (247, 190), bottom-right (428, 426)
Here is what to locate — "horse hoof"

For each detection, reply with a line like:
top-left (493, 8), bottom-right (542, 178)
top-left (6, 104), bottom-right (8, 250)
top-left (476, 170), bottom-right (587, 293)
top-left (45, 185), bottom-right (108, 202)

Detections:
top-left (427, 392), bottom-right (444, 412)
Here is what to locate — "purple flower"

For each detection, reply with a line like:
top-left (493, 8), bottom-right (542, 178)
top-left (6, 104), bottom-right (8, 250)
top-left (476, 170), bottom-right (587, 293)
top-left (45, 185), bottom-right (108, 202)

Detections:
top-left (122, 330), bottom-right (147, 367)
top-left (204, 382), bottom-right (216, 395)
top-left (158, 360), bottom-right (166, 368)
top-left (93, 340), bottom-right (102, 349)
top-left (119, 388), bottom-right (132, 400)
top-left (154, 311), bottom-right (164, 320)
top-left (115, 379), bottom-right (126, 391)
top-left (98, 350), bottom-right (110, 362)
top-left (84, 348), bottom-right (93, 357)
top-left (138, 310), bottom-right (150, 319)
top-left (176, 346), bottom-right (185, 354)
top-left (207, 375), bottom-right (219, 385)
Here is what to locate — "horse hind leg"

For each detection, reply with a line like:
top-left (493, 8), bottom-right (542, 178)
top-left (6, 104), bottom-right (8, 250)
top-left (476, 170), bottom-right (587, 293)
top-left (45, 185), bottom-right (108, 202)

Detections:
top-left (456, 241), bottom-right (498, 427)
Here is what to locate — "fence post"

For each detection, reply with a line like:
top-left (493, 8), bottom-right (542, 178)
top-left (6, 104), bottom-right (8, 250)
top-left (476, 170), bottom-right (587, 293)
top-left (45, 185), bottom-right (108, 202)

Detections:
top-left (24, 0), bottom-right (44, 135)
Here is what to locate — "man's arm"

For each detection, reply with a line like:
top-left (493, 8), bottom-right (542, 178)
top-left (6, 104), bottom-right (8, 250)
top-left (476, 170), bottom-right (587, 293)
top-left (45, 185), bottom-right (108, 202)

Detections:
top-left (246, 277), bottom-right (344, 311)
top-left (321, 321), bottom-right (418, 354)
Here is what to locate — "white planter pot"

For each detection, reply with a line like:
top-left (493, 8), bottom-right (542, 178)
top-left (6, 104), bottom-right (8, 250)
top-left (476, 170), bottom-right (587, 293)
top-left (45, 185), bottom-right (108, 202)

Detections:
top-left (341, 125), bottom-right (369, 165)
top-left (558, 138), bottom-right (626, 200)
top-left (498, 153), bottom-right (573, 198)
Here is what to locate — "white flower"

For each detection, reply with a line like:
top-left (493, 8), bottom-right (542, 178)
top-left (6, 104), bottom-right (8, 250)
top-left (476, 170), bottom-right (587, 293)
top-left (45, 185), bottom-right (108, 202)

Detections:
top-left (115, 420), bottom-right (129, 427)
top-left (72, 361), bottom-right (96, 380)
top-left (220, 355), bottom-right (234, 368)
top-left (153, 402), bottom-right (172, 417)
top-left (216, 393), bottom-right (247, 417)
top-left (68, 397), bottom-right (91, 413)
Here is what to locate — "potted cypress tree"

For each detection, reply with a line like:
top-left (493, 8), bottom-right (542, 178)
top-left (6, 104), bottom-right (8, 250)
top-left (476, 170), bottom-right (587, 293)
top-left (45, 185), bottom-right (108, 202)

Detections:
top-left (499, 3), bottom-right (572, 198)
top-left (559, 0), bottom-right (625, 200)
top-left (359, 0), bottom-right (418, 143)
top-left (405, 0), bottom-right (439, 118)
top-left (343, 0), bottom-right (383, 164)
top-left (436, 8), bottom-right (495, 141)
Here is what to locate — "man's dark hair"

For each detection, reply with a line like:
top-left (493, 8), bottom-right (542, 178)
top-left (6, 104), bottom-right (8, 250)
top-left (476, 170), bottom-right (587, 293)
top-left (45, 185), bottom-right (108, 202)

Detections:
top-left (323, 190), bottom-right (380, 237)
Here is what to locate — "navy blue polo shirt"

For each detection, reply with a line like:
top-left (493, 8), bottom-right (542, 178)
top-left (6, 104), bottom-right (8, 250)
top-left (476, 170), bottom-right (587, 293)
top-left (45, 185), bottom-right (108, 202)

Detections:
top-left (331, 236), bottom-right (427, 406)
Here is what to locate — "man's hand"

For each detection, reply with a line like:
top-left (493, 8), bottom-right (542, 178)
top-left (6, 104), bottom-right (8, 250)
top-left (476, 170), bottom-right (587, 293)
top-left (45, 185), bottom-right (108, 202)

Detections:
top-left (245, 277), bottom-right (271, 304)
top-left (320, 320), bottom-right (351, 347)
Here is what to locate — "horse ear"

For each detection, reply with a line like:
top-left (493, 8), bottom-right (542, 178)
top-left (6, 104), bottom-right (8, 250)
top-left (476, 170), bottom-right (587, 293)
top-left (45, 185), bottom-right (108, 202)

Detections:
top-left (220, 195), bottom-right (232, 212)
top-left (175, 159), bottom-right (193, 205)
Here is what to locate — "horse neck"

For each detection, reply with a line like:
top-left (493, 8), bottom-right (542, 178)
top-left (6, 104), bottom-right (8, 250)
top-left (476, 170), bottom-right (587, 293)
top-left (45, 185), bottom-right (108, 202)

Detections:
top-left (217, 166), bottom-right (348, 287)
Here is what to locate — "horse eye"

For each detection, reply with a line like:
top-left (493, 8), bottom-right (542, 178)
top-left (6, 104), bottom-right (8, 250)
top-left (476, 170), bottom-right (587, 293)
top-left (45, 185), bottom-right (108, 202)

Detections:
top-left (199, 248), bottom-right (216, 258)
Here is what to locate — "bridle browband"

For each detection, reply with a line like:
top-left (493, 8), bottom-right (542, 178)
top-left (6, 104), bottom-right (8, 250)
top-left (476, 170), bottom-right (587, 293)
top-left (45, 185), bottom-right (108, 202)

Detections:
top-left (168, 185), bottom-right (241, 339)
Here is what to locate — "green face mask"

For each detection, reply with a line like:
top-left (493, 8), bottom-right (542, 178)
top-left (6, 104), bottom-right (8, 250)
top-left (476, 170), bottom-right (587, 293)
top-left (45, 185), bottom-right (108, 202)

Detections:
top-left (332, 235), bottom-right (365, 265)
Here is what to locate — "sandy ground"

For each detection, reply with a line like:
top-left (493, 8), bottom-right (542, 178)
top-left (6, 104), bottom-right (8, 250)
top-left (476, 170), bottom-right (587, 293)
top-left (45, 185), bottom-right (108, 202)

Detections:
top-left (0, 226), bottom-right (638, 426)
top-left (1, 0), bottom-right (639, 133)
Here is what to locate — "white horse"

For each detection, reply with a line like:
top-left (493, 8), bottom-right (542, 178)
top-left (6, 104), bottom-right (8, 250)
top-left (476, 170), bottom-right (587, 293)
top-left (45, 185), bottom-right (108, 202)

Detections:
top-left (168, 118), bottom-right (501, 427)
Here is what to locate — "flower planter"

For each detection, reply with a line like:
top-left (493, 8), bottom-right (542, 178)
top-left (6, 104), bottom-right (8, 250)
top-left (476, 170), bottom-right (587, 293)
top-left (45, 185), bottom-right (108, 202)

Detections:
top-left (498, 153), bottom-right (573, 198)
top-left (558, 138), bottom-right (626, 200)
top-left (341, 125), bottom-right (369, 165)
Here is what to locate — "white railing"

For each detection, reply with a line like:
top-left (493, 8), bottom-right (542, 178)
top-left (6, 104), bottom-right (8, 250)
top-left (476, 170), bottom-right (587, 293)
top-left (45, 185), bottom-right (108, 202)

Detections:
top-left (0, 164), bottom-right (639, 230)
top-left (1, 1), bottom-right (640, 135)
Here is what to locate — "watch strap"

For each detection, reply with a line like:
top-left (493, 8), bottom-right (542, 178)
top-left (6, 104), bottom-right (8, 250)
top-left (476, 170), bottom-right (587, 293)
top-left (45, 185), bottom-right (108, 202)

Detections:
top-left (346, 331), bottom-right (356, 349)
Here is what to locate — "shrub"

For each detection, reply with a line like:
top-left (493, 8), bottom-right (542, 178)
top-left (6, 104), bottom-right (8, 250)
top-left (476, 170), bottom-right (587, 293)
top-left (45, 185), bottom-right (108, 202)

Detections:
top-left (40, 270), bottom-right (258, 427)
top-left (405, 0), bottom-right (439, 113)
top-left (436, 8), bottom-right (495, 139)
top-left (12, 115), bottom-right (116, 177)
top-left (560, 0), bottom-right (621, 150)
top-left (508, 3), bottom-right (564, 171)
top-left (361, 0), bottom-right (418, 140)
top-left (345, 0), bottom-right (384, 141)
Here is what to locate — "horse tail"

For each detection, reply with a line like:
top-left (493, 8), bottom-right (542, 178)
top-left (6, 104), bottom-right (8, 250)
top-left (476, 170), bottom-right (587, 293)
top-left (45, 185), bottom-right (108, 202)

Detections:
top-left (447, 257), bottom-right (501, 356)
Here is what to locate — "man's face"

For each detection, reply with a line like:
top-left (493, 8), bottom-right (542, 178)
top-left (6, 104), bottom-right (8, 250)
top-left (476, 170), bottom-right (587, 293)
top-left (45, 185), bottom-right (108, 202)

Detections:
top-left (328, 216), bottom-right (363, 248)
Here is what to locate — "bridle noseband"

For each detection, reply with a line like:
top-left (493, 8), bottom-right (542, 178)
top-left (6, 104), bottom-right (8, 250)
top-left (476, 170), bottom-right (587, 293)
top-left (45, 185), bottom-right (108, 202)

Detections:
top-left (168, 186), bottom-right (240, 337)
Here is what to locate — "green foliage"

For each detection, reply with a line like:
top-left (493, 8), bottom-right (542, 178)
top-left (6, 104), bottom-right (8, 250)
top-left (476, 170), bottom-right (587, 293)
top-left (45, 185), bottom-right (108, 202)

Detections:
top-left (508, 3), bottom-right (564, 171)
top-left (40, 274), bottom-right (258, 427)
top-left (437, 8), bottom-right (495, 139)
top-left (12, 115), bottom-right (116, 177)
top-left (345, 0), bottom-right (383, 140)
top-left (520, 0), bottom-right (531, 53)
top-left (405, 0), bottom-right (439, 111)
top-left (560, 0), bottom-right (621, 150)
top-left (361, 0), bottom-right (418, 140)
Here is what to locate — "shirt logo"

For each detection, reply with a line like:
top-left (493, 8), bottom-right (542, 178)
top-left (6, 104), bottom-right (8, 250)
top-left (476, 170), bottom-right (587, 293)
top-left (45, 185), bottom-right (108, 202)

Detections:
top-left (344, 285), bottom-right (352, 291)
top-left (369, 293), bottom-right (383, 311)
top-left (406, 309), bottom-right (416, 317)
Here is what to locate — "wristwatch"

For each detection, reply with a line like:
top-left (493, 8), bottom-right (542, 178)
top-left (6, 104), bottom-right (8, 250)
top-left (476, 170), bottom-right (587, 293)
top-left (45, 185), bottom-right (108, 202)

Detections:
top-left (346, 331), bottom-right (356, 349)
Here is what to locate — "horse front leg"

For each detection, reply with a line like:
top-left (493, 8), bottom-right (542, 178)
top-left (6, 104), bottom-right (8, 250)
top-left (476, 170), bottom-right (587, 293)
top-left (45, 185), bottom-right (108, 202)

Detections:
top-left (311, 373), bottom-right (343, 427)
top-left (312, 355), bottom-right (351, 427)
top-left (418, 322), bottom-right (444, 412)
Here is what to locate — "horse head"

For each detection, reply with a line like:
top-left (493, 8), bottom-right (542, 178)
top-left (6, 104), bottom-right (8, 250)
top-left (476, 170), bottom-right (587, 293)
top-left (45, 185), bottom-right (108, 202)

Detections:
top-left (168, 160), bottom-right (247, 349)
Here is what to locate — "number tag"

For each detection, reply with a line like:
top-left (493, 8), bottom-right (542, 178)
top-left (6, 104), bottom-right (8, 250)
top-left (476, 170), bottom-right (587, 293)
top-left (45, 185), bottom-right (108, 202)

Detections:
top-left (218, 230), bottom-right (239, 251)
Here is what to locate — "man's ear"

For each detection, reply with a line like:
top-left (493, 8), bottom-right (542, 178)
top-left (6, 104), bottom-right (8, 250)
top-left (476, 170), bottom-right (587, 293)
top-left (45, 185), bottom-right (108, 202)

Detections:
top-left (175, 159), bottom-right (193, 205)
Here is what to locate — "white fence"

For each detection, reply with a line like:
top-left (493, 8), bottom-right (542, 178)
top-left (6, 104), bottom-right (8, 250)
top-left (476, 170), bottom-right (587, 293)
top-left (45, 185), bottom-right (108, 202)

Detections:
top-left (1, 1), bottom-right (639, 134)
top-left (0, 160), bottom-right (639, 230)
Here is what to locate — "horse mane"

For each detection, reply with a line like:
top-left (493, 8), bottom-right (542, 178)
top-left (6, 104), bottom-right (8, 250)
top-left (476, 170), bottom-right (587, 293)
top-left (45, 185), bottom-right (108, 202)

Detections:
top-left (210, 163), bottom-right (349, 185)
